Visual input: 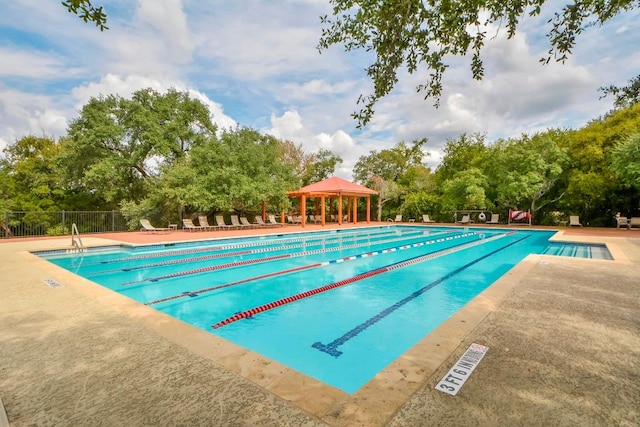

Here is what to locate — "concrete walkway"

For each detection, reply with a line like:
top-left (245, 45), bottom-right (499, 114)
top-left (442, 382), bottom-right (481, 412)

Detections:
top-left (0, 225), bottom-right (638, 426)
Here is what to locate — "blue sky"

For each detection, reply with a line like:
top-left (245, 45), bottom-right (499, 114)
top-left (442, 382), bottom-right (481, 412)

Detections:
top-left (1, 0), bottom-right (639, 179)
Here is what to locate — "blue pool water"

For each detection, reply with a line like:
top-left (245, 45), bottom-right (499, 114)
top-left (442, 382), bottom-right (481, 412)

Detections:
top-left (37, 226), bottom-right (611, 393)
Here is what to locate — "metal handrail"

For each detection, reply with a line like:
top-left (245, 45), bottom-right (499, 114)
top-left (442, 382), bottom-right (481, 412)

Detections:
top-left (71, 223), bottom-right (84, 251)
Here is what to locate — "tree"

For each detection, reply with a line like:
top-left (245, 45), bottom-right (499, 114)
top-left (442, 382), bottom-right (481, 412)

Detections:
top-left (440, 168), bottom-right (489, 212)
top-left (353, 139), bottom-right (427, 220)
top-left (611, 133), bottom-right (640, 190)
top-left (301, 149), bottom-right (343, 186)
top-left (600, 74), bottom-right (640, 109)
top-left (319, 0), bottom-right (638, 127)
top-left (128, 127), bottom-right (298, 225)
top-left (486, 132), bottom-right (567, 220)
top-left (434, 134), bottom-right (488, 185)
top-left (62, 0), bottom-right (108, 30)
top-left (1, 136), bottom-right (64, 211)
top-left (60, 88), bottom-right (217, 207)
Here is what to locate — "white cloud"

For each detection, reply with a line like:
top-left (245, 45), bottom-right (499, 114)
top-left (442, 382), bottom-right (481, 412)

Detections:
top-left (0, 88), bottom-right (68, 150)
top-left (0, 48), bottom-right (82, 79)
top-left (134, 0), bottom-right (194, 63)
top-left (266, 109), bottom-right (360, 179)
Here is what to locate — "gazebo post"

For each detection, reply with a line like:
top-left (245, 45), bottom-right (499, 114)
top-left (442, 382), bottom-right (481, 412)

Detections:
top-left (338, 194), bottom-right (343, 225)
top-left (301, 195), bottom-right (306, 227)
top-left (262, 201), bottom-right (266, 221)
top-left (366, 196), bottom-right (371, 223)
top-left (352, 196), bottom-right (358, 224)
top-left (321, 196), bottom-right (326, 226)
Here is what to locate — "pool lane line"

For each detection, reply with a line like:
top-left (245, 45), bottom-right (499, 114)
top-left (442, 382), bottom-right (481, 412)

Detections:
top-left (91, 227), bottom-right (422, 265)
top-left (312, 233), bottom-right (528, 358)
top-left (145, 231), bottom-right (478, 305)
top-left (121, 229), bottom-right (463, 286)
top-left (210, 231), bottom-right (513, 329)
top-left (92, 228), bottom-right (430, 276)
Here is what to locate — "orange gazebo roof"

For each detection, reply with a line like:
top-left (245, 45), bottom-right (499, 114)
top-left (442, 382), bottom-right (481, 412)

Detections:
top-left (287, 176), bottom-right (377, 197)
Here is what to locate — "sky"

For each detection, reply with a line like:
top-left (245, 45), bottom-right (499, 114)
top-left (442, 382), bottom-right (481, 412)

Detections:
top-left (1, 0), bottom-right (639, 180)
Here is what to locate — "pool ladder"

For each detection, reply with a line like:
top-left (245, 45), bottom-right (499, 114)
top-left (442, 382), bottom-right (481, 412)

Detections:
top-left (71, 223), bottom-right (85, 252)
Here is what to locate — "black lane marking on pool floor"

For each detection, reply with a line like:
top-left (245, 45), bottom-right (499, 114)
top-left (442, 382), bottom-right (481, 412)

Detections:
top-left (311, 234), bottom-right (530, 358)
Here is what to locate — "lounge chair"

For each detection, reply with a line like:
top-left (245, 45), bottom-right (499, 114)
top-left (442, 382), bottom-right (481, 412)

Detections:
top-left (216, 215), bottom-right (234, 229)
top-left (254, 216), bottom-right (275, 228)
top-left (456, 214), bottom-right (472, 224)
top-left (421, 214), bottom-right (435, 223)
top-left (568, 216), bottom-right (582, 227)
top-left (140, 219), bottom-right (170, 233)
top-left (240, 216), bottom-right (259, 228)
top-left (388, 215), bottom-right (402, 222)
top-left (267, 214), bottom-right (283, 226)
top-left (287, 215), bottom-right (302, 224)
top-left (629, 217), bottom-right (640, 230)
top-left (486, 214), bottom-right (500, 224)
top-left (182, 218), bottom-right (206, 231)
top-left (231, 215), bottom-right (250, 228)
top-left (198, 215), bottom-right (217, 231)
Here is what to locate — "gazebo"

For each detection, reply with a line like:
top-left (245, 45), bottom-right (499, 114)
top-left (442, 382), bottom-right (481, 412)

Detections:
top-left (286, 176), bottom-right (378, 227)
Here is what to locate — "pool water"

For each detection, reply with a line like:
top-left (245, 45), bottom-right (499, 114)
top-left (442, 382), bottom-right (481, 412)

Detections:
top-left (38, 226), bottom-right (611, 393)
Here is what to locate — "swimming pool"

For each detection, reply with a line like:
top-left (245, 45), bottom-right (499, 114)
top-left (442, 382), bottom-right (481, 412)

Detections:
top-left (37, 225), bottom-right (611, 393)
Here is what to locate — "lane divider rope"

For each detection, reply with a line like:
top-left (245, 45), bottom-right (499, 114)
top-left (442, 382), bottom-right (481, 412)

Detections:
top-left (122, 229), bottom-right (462, 286)
top-left (92, 227), bottom-right (422, 265)
top-left (145, 231), bottom-right (477, 305)
top-left (211, 231), bottom-right (513, 329)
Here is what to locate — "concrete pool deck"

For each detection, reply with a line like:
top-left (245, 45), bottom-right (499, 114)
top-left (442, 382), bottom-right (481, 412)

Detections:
top-left (1, 223), bottom-right (638, 426)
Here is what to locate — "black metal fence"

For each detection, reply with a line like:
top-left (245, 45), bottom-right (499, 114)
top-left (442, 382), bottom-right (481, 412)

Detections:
top-left (1, 210), bottom-right (129, 238)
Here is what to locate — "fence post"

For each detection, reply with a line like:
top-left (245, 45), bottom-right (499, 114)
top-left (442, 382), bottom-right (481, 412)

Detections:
top-left (112, 211), bottom-right (115, 232)
top-left (61, 210), bottom-right (65, 235)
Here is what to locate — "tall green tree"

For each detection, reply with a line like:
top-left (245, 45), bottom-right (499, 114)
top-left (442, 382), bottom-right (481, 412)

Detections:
top-left (353, 139), bottom-right (427, 220)
top-left (435, 134), bottom-right (488, 186)
top-left (611, 133), bottom-right (640, 190)
top-left (486, 131), bottom-right (567, 220)
top-left (125, 127), bottom-right (298, 225)
top-left (1, 136), bottom-right (64, 211)
top-left (60, 88), bottom-right (217, 207)
top-left (440, 168), bottom-right (489, 213)
top-left (557, 103), bottom-right (640, 222)
top-left (301, 148), bottom-right (343, 186)
top-left (319, 0), bottom-right (638, 126)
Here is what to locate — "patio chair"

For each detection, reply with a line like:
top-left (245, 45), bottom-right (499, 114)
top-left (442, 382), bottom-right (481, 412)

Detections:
top-left (140, 219), bottom-right (170, 233)
top-left (456, 214), bottom-right (472, 224)
top-left (616, 216), bottom-right (629, 230)
top-left (388, 215), bottom-right (402, 222)
top-left (421, 214), bottom-right (435, 223)
top-left (568, 216), bottom-right (582, 227)
top-left (231, 215), bottom-right (251, 228)
top-left (239, 216), bottom-right (259, 228)
top-left (287, 215), bottom-right (302, 224)
top-left (182, 218), bottom-right (205, 231)
top-left (216, 215), bottom-right (234, 229)
top-left (629, 217), bottom-right (640, 230)
top-left (198, 215), bottom-right (217, 231)
top-left (486, 214), bottom-right (500, 224)
top-left (267, 214), bottom-right (282, 227)
top-left (267, 214), bottom-right (283, 226)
